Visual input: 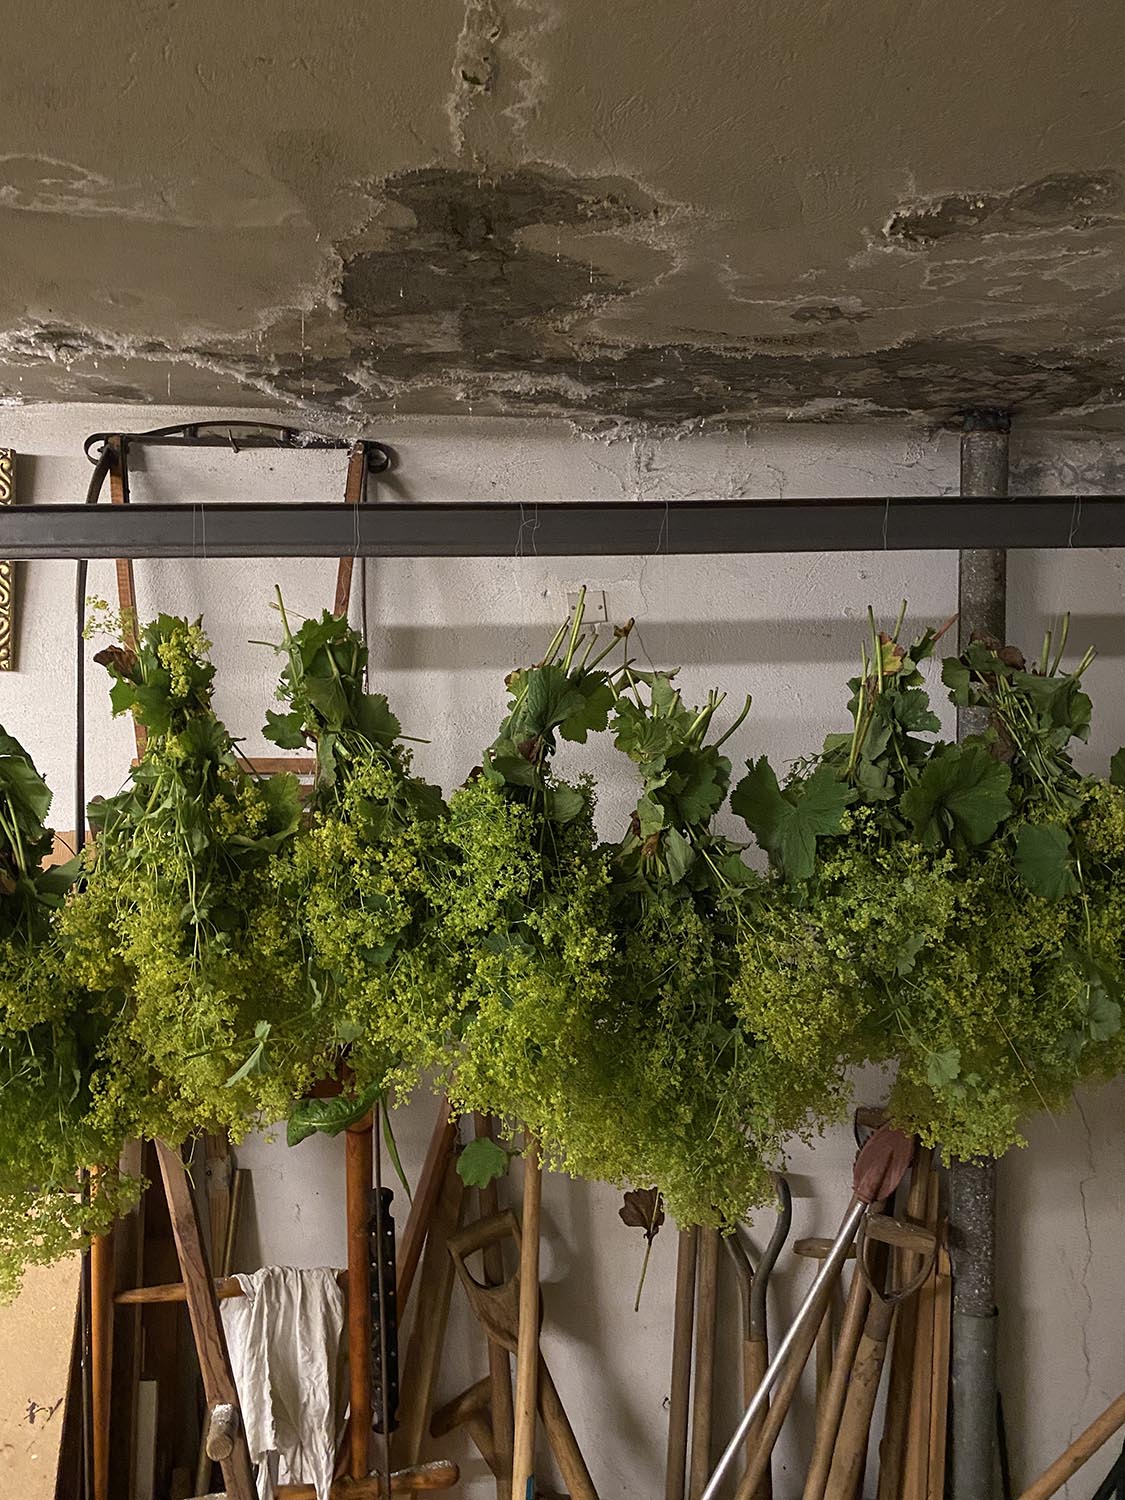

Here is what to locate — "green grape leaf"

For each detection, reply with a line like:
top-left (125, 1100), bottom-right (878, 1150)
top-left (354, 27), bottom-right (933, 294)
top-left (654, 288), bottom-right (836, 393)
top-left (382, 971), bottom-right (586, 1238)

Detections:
top-left (900, 745), bottom-right (1012, 850)
top-left (456, 1137), bottom-right (510, 1188)
top-left (731, 759), bottom-right (852, 882)
top-left (487, 739), bottom-right (541, 788)
top-left (613, 705), bottom-right (677, 768)
top-left (287, 1082), bottom-right (383, 1147)
top-left (263, 709), bottom-right (307, 750)
top-left (510, 665), bottom-right (585, 740)
top-left (1111, 748), bottom-right (1125, 789)
top-left (925, 1046), bottom-right (962, 1090)
top-left (1014, 823), bottom-right (1080, 899)
top-left (559, 677), bottom-right (614, 743)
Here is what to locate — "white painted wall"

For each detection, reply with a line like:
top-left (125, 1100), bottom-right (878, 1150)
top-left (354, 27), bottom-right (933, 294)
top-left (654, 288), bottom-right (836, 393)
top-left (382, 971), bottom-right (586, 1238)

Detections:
top-left (1, 405), bottom-right (1123, 1498)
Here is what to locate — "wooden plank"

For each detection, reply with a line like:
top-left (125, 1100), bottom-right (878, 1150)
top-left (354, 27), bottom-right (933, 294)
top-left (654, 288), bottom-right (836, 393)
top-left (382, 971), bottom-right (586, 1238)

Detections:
top-left (877, 1145), bottom-right (932, 1500)
top-left (333, 442), bottom-right (368, 617)
top-left (89, 1178), bottom-right (114, 1500)
top-left (107, 437), bottom-right (146, 760)
top-left (474, 1114), bottom-right (514, 1500)
top-left (688, 1227), bottom-right (720, 1500)
top-left (927, 1239), bottom-right (952, 1500)
top-left (511, 1138), bottom-right (542, 1500)
top-left (276, 1458), bottom-right (459, 1497)
top-left (397, 1101), bottom-right (457, 1312)
top-left (154, 1140), bottom-right (256, 1500)
top-left (108, 1140), bottom-right (145, 1500)
top-left (397, 1157), bottom-right (464, 1463)
top-left (903, 1167), bottom-right (941, 1500)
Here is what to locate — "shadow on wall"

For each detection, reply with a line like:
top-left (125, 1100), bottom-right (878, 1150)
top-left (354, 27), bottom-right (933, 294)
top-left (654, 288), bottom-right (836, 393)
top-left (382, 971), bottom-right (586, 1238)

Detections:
top-left (371, 614), bottom-right (1125, 671)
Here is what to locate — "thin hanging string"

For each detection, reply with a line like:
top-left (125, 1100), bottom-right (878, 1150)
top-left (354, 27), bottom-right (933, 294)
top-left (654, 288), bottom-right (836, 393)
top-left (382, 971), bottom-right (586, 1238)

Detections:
top-left (372, 1100), bottom-right (393, 1498)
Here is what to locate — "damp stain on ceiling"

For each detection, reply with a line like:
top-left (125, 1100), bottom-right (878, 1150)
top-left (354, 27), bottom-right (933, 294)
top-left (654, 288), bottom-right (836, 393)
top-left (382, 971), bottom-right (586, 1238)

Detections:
top-left (1, 0), bottom-right (1125, 430)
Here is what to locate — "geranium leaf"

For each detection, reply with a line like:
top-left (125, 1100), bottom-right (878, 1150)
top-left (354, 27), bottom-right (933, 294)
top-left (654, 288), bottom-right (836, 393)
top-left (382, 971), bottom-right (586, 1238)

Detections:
top-left (546, 784), bottom-right (586, 824)
top-left (1014, 823), bottom-right (1080, 899)
top-left (901, 745), bottom-right (1011, 849)
top-left (456, 1137), bottom-right (510, 1188)
top-left (559, 677), bottom-right (614, 743)
top-left (619, 1187), bottom-right (664, 1242)
top-left (732, 759), bottom-right (852, 882)
top-left (925, 1046), bottom-right (961, 1089)
top-left (662, 826), bottom-right (694, 884)
top-left (263, 709), bottom-right (307, 750)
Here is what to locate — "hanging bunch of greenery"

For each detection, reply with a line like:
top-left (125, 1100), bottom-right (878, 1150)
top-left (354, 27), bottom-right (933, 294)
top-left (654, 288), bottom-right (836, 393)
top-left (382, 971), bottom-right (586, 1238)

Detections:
top-left (0, 730), bottom-right (128, 1299)
top-left (62, 614), bottom-right (321, 1151)
top-left (557, 666), bottom-right (794, 1229)
top-left (262, 598), bottom-right (454, 1146)
top-left (732, 608), bottom-right (1125, 1159)
top-left (439, 593), bottom-right (622, 1162)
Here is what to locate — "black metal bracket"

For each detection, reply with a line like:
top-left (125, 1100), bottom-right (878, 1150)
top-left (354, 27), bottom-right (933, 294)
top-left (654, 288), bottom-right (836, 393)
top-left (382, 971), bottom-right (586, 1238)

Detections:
top-left (82, 421), bottom-right (392, 473)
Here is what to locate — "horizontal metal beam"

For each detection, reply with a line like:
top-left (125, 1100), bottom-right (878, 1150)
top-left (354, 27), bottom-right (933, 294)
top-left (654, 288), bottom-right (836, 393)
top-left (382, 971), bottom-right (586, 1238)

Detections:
top-left (0, 497), bottom-right (1116, 559)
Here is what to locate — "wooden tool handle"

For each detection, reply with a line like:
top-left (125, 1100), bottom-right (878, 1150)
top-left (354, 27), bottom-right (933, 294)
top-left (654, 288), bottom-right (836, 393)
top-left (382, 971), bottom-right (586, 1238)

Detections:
top-left (205, 1402), bottom-right (239, 1460)
top-left (431, 1377), bottom-right (492, 1435)
top-left (475, 1113), bottom-right (515, 1500)
top-left (397, 1100), bottom-right (457, 1310)
top-left (448, 1208), bottom-right (521, 1266)
top-left (277, 1459), bottom-right (460, 1497)
top-left (741, 1338), bottom-right (772, 1500)
top-left (688, 1227), bottom-right (720, 1500)
top-left (512, 1137), bottom-right (542, 1500)
top-left (345, 1115), bottom-right (375, 1479)
top-left (538, 1358), bottom-right (598, 1500)
top-left (822, 1307), bottom-right (896, 1500)
top-left (1018, 1392), bottom-right (1125, 1500)
top-left (733, 1262), bottom-right (837, 1500)
top-left (802, 1262), bottom-right (872, 1500)
top-left (665, 1226), bottom-right (698, 1500)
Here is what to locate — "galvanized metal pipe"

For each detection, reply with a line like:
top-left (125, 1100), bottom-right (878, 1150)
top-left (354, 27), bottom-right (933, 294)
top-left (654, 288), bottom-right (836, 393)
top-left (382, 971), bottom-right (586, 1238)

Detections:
top-left (949, 410), bottom-right (1009, 1500)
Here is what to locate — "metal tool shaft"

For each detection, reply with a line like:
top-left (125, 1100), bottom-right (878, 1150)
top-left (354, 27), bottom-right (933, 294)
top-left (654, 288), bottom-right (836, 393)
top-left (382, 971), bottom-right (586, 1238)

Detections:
top-left (700, 1198), bottom-right (868, 1500)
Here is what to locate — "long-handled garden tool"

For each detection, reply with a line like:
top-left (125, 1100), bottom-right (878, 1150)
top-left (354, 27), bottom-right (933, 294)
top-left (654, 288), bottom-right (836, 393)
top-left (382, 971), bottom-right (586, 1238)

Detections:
top-left (724, 1177), bottom-right (793, 1500)
top-left (666, 1226), bottom-right (699, 1500)
top-left (700, 1126), bottom-right (916, 1500)
top-left (688, 1227), bottom-right (721, 1500)
top-left (822, 1215), bottom-right (936, 1500)
top-left (447, 1208), bottom-right (597, 1500)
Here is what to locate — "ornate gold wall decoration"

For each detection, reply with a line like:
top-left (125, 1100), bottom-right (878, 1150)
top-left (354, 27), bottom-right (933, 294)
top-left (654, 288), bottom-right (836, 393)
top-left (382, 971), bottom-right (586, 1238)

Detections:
top-left (0, 449), bottom-right (13, 671)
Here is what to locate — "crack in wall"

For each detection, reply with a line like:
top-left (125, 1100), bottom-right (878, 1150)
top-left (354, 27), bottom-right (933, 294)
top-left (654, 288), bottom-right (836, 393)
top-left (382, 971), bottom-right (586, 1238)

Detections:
top-left (1071, 1097), bottom-right (1097, 1447)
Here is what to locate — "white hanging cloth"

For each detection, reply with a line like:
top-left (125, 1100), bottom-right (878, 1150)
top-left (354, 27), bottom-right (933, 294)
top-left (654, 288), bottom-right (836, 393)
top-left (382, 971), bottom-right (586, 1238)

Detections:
top-left (220, 1265), bottom-right (347, 1500)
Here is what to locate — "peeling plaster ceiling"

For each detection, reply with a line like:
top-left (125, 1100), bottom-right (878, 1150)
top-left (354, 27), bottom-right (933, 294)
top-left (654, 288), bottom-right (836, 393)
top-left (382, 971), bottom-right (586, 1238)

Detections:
top-left (2, 0), bottom-right (1125, 429)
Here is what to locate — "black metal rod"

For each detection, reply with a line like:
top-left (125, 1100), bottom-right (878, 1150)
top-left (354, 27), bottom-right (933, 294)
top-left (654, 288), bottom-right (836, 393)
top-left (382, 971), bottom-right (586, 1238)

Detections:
top-left (0, 496), bottom-right (1119, 559)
